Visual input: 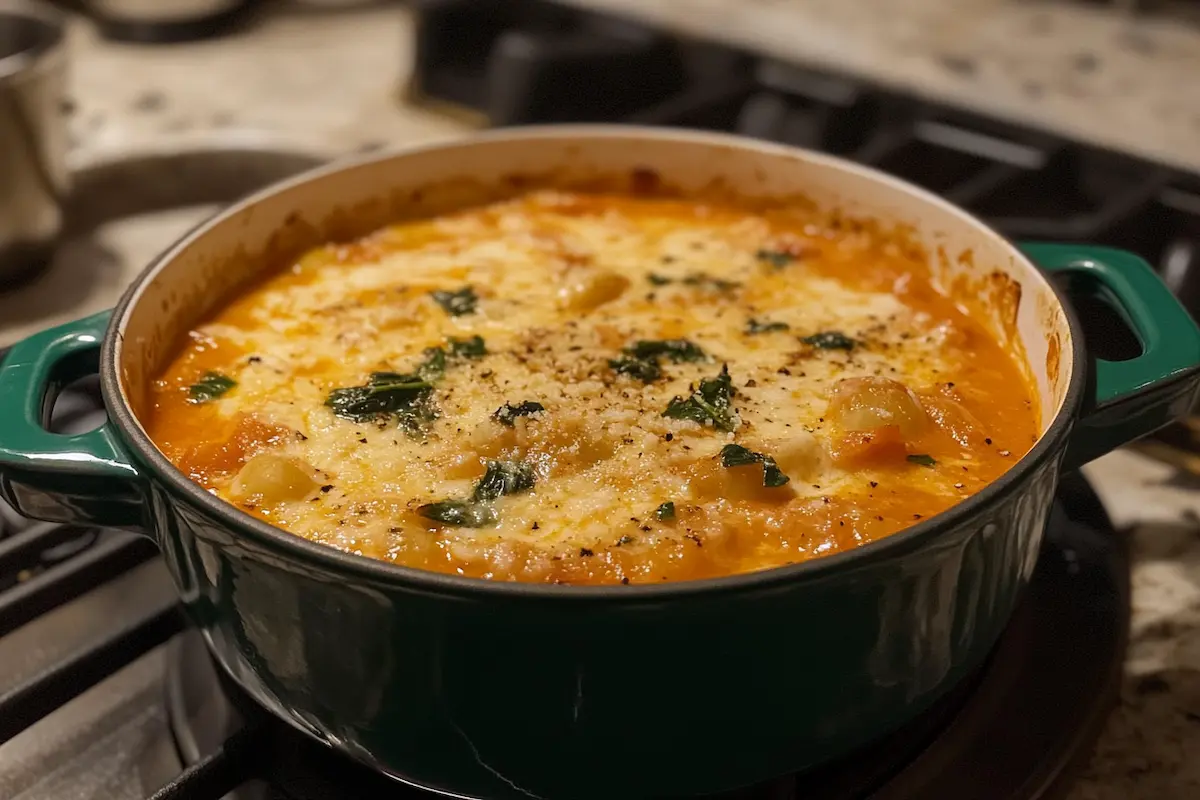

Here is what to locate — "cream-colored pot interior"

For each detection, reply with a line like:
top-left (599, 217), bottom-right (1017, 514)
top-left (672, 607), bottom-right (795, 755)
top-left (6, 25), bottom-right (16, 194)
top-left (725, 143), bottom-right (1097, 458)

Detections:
top-left (112, 126), bottom-right (1072, 436)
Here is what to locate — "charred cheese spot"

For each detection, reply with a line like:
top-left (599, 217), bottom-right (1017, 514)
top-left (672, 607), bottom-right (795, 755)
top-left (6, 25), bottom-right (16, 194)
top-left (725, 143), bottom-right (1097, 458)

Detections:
top-left (145, 190), bottom-right (1039, 585)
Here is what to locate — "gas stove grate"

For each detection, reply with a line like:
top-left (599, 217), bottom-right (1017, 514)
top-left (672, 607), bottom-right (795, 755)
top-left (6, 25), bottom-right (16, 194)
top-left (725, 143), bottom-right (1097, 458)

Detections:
top-left (407, 0), bottom-right (1200, 318)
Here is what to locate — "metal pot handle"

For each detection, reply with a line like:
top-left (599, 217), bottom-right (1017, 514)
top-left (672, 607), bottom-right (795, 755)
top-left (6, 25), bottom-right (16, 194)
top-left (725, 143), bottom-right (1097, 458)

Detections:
top-left (1022, 243), bottom-right (1200, 471)
top-left (0, 310), bottom-right (145, 528)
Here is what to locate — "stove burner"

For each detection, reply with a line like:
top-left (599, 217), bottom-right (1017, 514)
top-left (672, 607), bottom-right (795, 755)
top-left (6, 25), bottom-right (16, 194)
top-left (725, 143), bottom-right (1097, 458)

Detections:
top-left (162, 472), bottom-right (1127, 800)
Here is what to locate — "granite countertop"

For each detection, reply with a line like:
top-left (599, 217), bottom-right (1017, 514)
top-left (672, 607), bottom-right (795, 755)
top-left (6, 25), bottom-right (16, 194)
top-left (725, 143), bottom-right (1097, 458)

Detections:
top-left (7, 3), bottom-right (1200, 797)
top-left (560, 0), bottom-right (1200, 175)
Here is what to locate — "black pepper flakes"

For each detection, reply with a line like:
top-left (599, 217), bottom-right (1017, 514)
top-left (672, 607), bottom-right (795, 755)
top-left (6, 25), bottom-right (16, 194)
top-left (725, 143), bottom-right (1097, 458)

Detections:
top-left (621, 577), bottom-right (630, 585)
top-left (985, 437), bottom-right (993, 445)
top-left (532, 522), bottom-right (540, 530)
top-left (320, 485), bottom-right (334, 493)
top-left (778, 367), bottom-right (791, 376)
top-left (664, 432), bottom-right (674, 442)
top-left (579, 548), bottom-right (594, 557)
top-left (358, 437), bottom-right (368, 444)
top-left (869, 481), bottom-right (878, 488)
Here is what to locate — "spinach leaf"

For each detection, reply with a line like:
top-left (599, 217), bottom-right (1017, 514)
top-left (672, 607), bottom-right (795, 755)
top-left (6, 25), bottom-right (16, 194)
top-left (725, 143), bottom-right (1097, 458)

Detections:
top-left (447, 335), bottom-right (487, 359)
top-left (719, 443), bottom-right (790, 488)
top-left (492, 401), bottom-right (545, 427)
top-left (682, 272), bottom-right (740, 292)
top-left (647, 272), bottom-right (739, 292)
top-left (430, 286), bottom-right (478, 316)
top-left (326, 371), bottom-right (436, 432)
top-left (802, 331), bottom-right (856, 350)
top-left (610, 339), bottom-right (707, 383)
top-left (419, 460), bottom-right (536, 528)
top-left (472, 460), bottom-right (537, 502)
top-left (609, 355), bottom-right (662, 383)
top-left (627, 339), bottom-right (707, 363)
top-left (745, 318), bottom-right (790, 335)
top-left (418, 501), bottom-right (498, 528)
top-left (188, 372), bottom-right (236, 403)
top-left (655, 501), bottom-right (676, 521)
top-left (755, 249), bottom-right (796, 269)
top-left (907, 454), bottom-right (937, 467)
top-left (662, 367), bottom-right (737, 432)
top-left (416, 347), bottom-right (447, 381)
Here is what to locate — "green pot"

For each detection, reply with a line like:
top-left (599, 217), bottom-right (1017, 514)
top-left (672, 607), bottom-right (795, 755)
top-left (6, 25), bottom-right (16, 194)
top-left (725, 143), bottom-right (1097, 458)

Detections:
top-left (0, 128), bottom-right (1197, 799)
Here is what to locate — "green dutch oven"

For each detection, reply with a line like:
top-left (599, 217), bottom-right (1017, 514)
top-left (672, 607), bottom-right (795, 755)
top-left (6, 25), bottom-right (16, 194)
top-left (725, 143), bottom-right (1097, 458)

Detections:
top-left (1, 127), bottom-right (1198, 799)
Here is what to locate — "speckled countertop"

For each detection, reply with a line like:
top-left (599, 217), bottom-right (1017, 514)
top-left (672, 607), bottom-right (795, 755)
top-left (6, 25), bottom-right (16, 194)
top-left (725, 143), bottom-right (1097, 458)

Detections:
top-left (6, 3), bottom-right (1200, 798)
top-left (560, 0), bottom-right (1200, 174)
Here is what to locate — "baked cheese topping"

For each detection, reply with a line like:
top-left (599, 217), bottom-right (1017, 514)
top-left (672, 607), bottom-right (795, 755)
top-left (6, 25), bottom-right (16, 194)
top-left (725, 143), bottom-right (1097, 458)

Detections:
top-left (146, 190), bottom-right (1039, 585)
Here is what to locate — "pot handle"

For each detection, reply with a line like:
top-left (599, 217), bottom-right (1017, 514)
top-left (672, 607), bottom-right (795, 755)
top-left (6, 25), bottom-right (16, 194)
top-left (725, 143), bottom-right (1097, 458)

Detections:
top-left (0, 310), bottom-right (146, 528)
top-left (1021, 243), bottom-right (1200, 471)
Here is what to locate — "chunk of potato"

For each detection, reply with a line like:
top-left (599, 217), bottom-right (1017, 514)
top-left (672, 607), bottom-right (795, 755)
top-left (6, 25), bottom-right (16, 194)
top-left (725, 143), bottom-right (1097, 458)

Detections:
top-left (231, 453), bottom-right (318, 505)
top-left (766, 431), bottom-right (828, 483)
top-left (826, 377), bottom-right (928, 438)
top-left (557, 269), bottom-right (630, 312)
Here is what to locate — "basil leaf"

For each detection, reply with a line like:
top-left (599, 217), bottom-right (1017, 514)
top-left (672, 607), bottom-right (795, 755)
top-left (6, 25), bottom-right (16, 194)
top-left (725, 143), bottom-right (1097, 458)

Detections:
top-left (802, 331), bottom-right (856, 350)
top-left (719, 443), bottom-right (790, 488)
top-left (473, 460), bottom-right (537, 502)
top-left (492, 401), bottom-right (545, 427)
top-left (430, 286), bottom-right (478, 316)
top-left (188, 372), bottom-right (236, 403)
top-left (662, 367), bottom-right (737, 432)
top-left (745, 318), bottom-right (790, 335)
top-left (418, 501), bottom-right (498, 528)
top-left (907, 454), bottom-right (937, 467)
top-left (655, 501), bottom-right (676, 521)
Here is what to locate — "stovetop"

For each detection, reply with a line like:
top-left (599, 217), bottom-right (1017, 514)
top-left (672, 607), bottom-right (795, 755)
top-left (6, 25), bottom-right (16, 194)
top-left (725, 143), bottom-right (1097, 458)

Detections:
top-left (3, 0), bottom-right (1189, 796)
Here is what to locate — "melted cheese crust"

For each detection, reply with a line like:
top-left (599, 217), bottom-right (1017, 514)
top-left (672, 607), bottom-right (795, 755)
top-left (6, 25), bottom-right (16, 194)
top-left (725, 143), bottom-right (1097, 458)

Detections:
top-left (146, 191), bottom-right (1039, 585)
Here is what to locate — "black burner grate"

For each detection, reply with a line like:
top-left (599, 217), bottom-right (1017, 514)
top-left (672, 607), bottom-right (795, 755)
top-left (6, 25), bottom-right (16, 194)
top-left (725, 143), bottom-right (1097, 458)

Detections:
top-left (406, 0), bottom-right (1200, 321)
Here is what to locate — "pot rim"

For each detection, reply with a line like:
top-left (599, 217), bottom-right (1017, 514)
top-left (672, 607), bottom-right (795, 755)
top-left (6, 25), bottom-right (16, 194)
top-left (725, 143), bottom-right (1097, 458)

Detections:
top-left (102, 124), bottom-right (1086, 600)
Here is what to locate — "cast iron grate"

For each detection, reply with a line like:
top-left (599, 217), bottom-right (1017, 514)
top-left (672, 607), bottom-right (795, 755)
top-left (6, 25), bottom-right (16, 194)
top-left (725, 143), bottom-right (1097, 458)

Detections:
top-left (407, 0), bottom-right (1200, 320)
